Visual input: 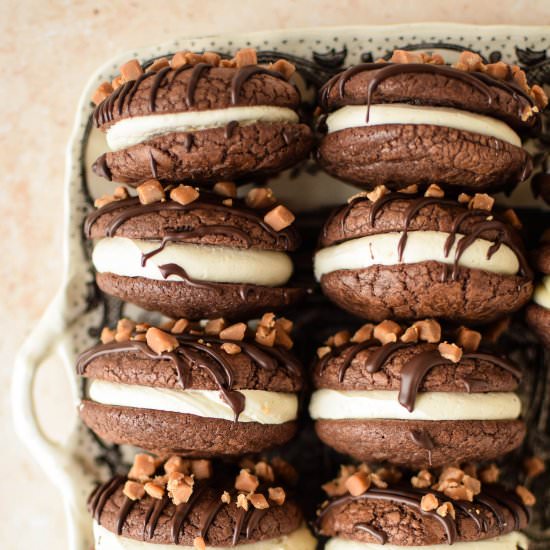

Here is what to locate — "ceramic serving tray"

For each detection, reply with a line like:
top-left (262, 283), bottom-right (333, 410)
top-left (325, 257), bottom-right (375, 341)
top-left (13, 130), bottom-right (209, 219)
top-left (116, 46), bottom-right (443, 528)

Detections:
top-left (12, 24), bottom-right (550, 550)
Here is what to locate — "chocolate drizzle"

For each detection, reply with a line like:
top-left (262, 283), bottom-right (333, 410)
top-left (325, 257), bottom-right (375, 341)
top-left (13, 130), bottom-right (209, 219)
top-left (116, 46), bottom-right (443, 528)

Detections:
top-left (89, 476), bottom-right (278, 545)
top-left (77, 332), bottom-right (301, 420)
top-left (93, 63), bottom-right (289, 128)
top-left (353, 523), bottom-right (387, 544)
top-left (316, 483), bottom-right (529, 545)
top-left (318, 339), bottom-right (521, 412)
top-left (318, 62), bottom-right (535, 126)
top-left (409, 429), bottom-right (435, 466)
top-left (327, 193), bottom-right (532, 280)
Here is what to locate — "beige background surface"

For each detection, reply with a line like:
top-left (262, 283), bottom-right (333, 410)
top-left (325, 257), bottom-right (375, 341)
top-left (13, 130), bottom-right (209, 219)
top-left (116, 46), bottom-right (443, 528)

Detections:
top-left (2, 1), bottom-right (550, 548)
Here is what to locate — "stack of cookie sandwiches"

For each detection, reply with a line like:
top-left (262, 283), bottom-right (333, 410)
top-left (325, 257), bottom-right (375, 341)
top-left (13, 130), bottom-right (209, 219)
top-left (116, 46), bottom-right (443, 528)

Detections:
top-left (76, 44), bottom-right (549, 549)
top-left (310, 49), bottom-right (547, 549)
top-left (82, 48), bottom-right (316, 549)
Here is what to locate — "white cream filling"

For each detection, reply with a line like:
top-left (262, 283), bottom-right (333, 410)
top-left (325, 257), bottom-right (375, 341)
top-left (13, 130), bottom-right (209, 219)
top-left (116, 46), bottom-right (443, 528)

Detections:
top-left (324, 532), bottom-right (528, 550)
top-left (309, 389), bottom-right (521, 421)
top-left (89, 380), bottom-right (298, 424)
top-left (326, 104), bottom-right (521, 147)
top-left (533, 274), bottom-right (550, 309)
top-left (314, 231), bottom-right (519, 281)
top-left (106, 106), bottom-right (299, 151)
top-left (93, 522), bottom-right (317, 550)
top-left (92, 237), bottom-right (293, 286)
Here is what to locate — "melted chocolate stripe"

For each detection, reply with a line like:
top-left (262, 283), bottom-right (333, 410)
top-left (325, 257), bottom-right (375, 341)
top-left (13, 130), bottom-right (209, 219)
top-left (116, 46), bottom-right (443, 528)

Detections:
top-left (353, 523), bottom-right (387, 544)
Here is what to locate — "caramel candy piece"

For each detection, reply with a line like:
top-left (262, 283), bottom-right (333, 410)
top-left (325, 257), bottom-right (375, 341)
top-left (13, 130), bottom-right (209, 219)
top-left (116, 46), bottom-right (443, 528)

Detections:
top-left (92, 82), bottom-right (114, 105)
top-left (269, 59), bottom-right (296, 80)
top-left (268, 486), bottom-right (286, 505)
top-left (486, 61), bottom-right (510, 80)
top-left (194, 537), bottom-right (206, 550)
top-left (191, 459), bottom-right (213, 480)
top-left (171, 319), bottom-right (190, 334)
top-left (351, 323), bottom-right (374, 343)
top-left (235, 48), bottom-right (258, 67)
top-left (275, 317), bottom-right (293, 333)
top-left (274, 328), bottom-right (293, 350)
top-left (236, 493), bottom-right (249, 510)
top-left (170, 185), bottom-right (199, 206)
top-left (246, 187), bottom-right (277, 209)
top-left (437, 502), bottom-right (456, 519)
top-left (213, 181), bottom-right (237, 198)
top-left (516, 485), bottom-right (536, 506)
top-left (256, 324), bottom-right (276, 347)
top-left (222, 198), bottom-right (233, 207)
top-left (249, 493), bottom-right (269, 509)
top-left (333, 330), bottom-right (350, 347)
top-left (235, 470), bottom-right (259, 493)
top-left (205, 318), bottom-right (226, 336)
top-left (129, 454), bottom-right (157, 481)
top-left (455, 326), bottom-right (481, 352)
top-left (421, 493), bottom-right (439, 511)
top-left (111, 75), bottom-right (124, 90)
top-left (438, 342), bottom-right (463, 363)
top-left (202, 52), bottom-right (221, 66)
top-left (469, 193), bottom-right (494, 211)
top-left (374, 320), bottom-right (402, 344)
top-left (221, 491), bottom-right (231, 504)
top-left (532, 84), bottom-right (549, 109)
top-left (264, 205), bottom-right (295, 231)
top-left (413, 319), bottom-right (441, 343)
top-left (411, 470), bottom-right (433, 489)
top-left (479, 463), bottom-right (500, 483)
top-left (144, 482), bottom-right (165, 499)
top-left (524, 456), bottom-right (545, 478)
top-left (221, 342), bottom-right (241, 355)
top-left (454, 51), bottom-right (484, 72)
top-left (390, 50), bottom-right (424, 64)
top-left (120, 59), bottom-right (144, 82)
top-left (366, 185), bottom-right (388, 202)
top-left (115, 318), bottom-right (135, 342)
top-left (100, 327), bottom-right (116, 344)
top-left (123, 480), bottom-right (145, 501)
top-left (458, 193), bottom-right (472, 204)
top-left (220, 322), bottom-right (247, 341)
top-left (164, 456), bottom-right (189, 475)
top-left (400, 184), bottom-right (418, 195)
top-left (345, 472), bottom-right (371, 496)
top-left (255, 461), bottom-right (275, 483)
top-left (317, 346), bottom-right (331, 359)
top-left (168, 473), bottom-right (194, 505)
top-left (424, 183), bottom-right (444, 198)
top-left (148, 57), bottom-right (170, 72)
top-left (146, 327), bottom-right (179, 354)
top-left (400, 326), bottom-right (419, 343)
top-left (443, 485), bottom-right (474, 502)
top-left (137, 179), bottom-right (165, 205)
top-left (462, 475), bottom-right (481, 495)
top-left (170, 51), bottom-right (190, 69)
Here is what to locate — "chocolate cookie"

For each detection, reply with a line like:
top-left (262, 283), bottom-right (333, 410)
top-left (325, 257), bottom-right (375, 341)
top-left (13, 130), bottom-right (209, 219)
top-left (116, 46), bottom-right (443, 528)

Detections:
top-left (316, 50), bottom-right (547, 193)
top-left (91, 49), bottom-right (313, 185)
top-left (309, 320), bottom-right (525, 467)
top-left (78, 315), bottom-right (304, 456)
top-left (314, 186), bottom-right (533, 323)
top-left (86, 183), bottom-right (305, 320)
top-left (90, 454), bottom-right (316, 549)
top-left (316, 463), bottom-right (532, 548)
top-left (526, 242), bottom-right (550, 347)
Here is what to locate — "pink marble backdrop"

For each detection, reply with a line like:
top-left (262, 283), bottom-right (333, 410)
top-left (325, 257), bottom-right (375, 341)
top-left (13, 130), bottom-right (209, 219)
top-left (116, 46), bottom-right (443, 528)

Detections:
top-left (3, 0), bottom-right (550, 547)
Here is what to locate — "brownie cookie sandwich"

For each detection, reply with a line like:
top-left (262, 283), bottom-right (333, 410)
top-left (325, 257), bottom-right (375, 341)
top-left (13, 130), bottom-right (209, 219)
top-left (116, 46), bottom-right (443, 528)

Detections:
top-left (526, 239), bottom-right (550, 348)
top-left (78, 314), bottom-right (303, 456)
top-left (317, 49), bottom-right (548, 193)
top-left (309, 320), bottom-right (525, 467)
top-left (314, 185), bottom-right (533, 323)
top-left (86, 182), bottom-right (303, 320)
top-left (90, 454), bottom-right (316, 549)
top-left (91, 48), bottom-right (312, 186)
top-left (316, 463), bottom-right (534, 549)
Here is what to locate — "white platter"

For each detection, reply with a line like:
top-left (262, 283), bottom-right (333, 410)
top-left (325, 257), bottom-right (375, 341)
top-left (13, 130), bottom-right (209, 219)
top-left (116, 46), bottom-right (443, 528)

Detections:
top-left (12, 24), bottom-right (550, 550)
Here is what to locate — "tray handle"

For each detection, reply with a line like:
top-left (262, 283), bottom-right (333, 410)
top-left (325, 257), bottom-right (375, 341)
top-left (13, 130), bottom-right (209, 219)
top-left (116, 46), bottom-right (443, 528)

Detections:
top-left (12, 288), bottom-right (92, 550)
